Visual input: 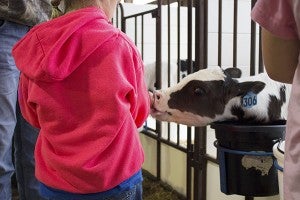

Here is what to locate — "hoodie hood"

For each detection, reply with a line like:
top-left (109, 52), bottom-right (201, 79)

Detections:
top-left (13, 7), bottom-right (118, 82)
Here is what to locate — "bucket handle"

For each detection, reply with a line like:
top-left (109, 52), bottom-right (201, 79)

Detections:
top-left (273, 159), bottom-right (284, 172)
top-left (277, 139), bottom-right (285, 154)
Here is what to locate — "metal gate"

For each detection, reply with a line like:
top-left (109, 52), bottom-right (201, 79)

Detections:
top-left (115, 1), bottom-right (262, 199)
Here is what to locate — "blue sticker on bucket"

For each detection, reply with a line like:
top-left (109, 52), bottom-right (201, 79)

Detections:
top-left (242, 92), bottom-right (257, 108)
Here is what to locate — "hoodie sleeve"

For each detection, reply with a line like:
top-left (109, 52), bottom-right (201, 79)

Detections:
top-left (110, 34), bottom-right (150, 128)
top-left (129, 43), bottom-right (151, 127)
top-left (18, 74), bottom-right (41, 128)
top-left (251, 0), bottom-right (298, 39)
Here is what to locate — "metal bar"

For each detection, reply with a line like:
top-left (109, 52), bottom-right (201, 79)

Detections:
top-left (233, 0), bottom-right (238, 68)
top-left (176, 126), bottom-right (180, 145)
top-left (135, 17), bottom-right (137, 46)
top-left (218, 0), bottom-right (223, 67)
top-left (167, 0), bottom-right (171, 142)
top-left (193, 128), bottom-right (208, 200)
top-left (177, 0), bottom-right (181, 83)
top-left (187, 0), bottom-right (194, 199)
top-left (258, 27), bottom-right (264, 73)
top-left (142, 16), bottom-right (144, 60)
top-left (194, 0), bottom-right (208, 199)
top-left (118, 4), bottom-right (126, 33)
top-left (175, 0), bottom-right (180, 146)
top-left (123, 8), bottom-right (157, 20)
top-left (116, 4), bottom-right (119, 28)
top-left (186, 129), bottom-right (192, 200)
top-left (155, 0), bottom-right (162, 180)
top-left (187, 0), bottom-right (193, 74)
top-left (168, 0), bottom-right (171, 87)
top-left (205, 154), bottom-right (218, 164)
top-left (250, 0), bottom-right (257, 75)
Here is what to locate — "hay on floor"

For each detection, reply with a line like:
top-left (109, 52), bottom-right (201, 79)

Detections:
top-left (142, 170), bottom-right (186, 200)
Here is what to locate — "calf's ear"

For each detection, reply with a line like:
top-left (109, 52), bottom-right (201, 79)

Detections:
top-left (224, 68), bottom-right (242, 78)
top-left (236, 81), bottom-right (266, 96)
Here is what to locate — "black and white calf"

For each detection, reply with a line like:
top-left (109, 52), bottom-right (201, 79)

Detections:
top-left (151, 66), bottom-right (290, 127)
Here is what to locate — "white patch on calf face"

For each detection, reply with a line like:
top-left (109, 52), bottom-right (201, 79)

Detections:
top-left (171, 66), bottom-right (226, 93)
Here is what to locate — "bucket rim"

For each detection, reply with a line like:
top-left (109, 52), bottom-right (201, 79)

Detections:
top-left (211, 120), bottom-right (286, 133)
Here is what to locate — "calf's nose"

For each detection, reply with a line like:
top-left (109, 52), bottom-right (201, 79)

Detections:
top-left (153, 91), bottom-right (162, 102)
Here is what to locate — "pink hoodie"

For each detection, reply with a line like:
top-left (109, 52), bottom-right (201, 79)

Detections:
top-left (12, 7), bottom-right (150, 194)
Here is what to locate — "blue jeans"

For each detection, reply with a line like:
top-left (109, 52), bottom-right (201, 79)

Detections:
top-left (44, 182), bottom-right (143, 200)
top-left (14, 104), bottom-right (46, 200)
top-left (0, 19), bottom-right (44, 200)
top-left (105, 182), bottom-right (143, 200)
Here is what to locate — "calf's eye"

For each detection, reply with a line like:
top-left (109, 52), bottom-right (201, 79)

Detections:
top-left (194, 87), bottom-right (206, 95)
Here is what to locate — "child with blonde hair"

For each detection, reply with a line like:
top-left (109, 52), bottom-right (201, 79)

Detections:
top-left (13, 0), bottom-right (152, 199)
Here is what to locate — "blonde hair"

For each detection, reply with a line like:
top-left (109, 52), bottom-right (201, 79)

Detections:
top-left (51, 0), bottom-right (98, 19)
top-left (51, 0), bottom-right (63, 19)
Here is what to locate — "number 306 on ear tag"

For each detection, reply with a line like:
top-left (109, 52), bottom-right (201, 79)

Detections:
top-left (242, 92), bottom-right (257, 108)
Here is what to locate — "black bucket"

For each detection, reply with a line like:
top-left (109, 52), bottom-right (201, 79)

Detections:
top-left (211, 121), bottom-right (286, 197)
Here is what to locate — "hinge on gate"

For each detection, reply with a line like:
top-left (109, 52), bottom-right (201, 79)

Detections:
top-left (151, 9), bottom-right (159, 18)
top-left (190, 150), bottom-right (207, 170)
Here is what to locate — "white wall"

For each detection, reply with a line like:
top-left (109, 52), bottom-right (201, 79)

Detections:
top-left (119, 0), bottom-right (259, 73)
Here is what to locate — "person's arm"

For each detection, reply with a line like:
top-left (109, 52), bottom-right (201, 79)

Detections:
top-left (261, 28), bottom-right (300, 84)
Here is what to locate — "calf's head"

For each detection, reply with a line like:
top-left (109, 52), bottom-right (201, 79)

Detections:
top-left (151, 67), bottom-right (265, 126)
